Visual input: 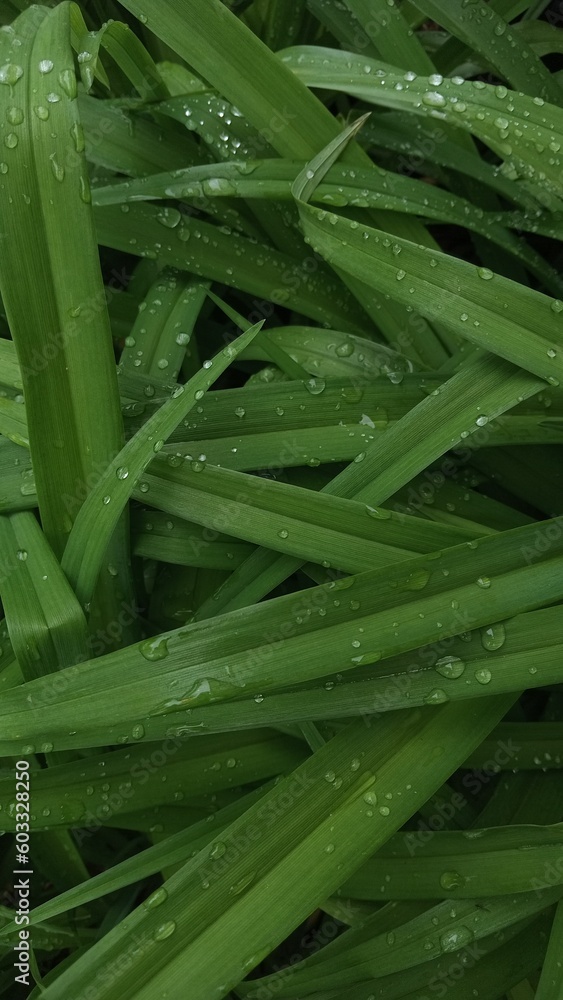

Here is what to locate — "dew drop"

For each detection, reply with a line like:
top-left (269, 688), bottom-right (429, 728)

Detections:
top-left (210, 841), bottom-right (227, 860)
top-left (58, 68), bottom-right (77, 99)
top-left (7, 106), bottom-right (24, 125)
top-left (154, 921), bottom-right (176, 942)
top-left (481, 623), bottom-right (506, 651)
top-left (435, 656), bottom-right (466, 679)
top-left (70, 121), bottom-right (85, 153)
top-left (229, 873), bottom-right (255, 895)
top-left (50, 153), bottom-right (65, 182)
top-left (440, 870), bottom-right (465, 891)
top-left (441, 925), bottom-right (473, 953)
top-left (474, 667), bottom-right (492, 685)
top-left (305, 377), bottom-right (326, 395)
top-left (424, 688), bottom-right (449, 705)
top-left (140, 636), bottom-right (169, 661)
top-left (141, 885), bottom-right (167, 912)
top-left (422, 91), bottom-right (446, 108)
top-left (0, 64), bottom-right (24, 87)
top-left (403, 569), bottom-right (430, 590)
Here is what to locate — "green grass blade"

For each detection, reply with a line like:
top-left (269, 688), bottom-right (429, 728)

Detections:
top-left (61, 322), bottom-right (262, 606)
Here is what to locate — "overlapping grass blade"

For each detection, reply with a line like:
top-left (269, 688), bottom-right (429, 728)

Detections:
top-left (32, 699), bottom-right (514, 1000)
top-left (61, 321), bottom-right (261, 606)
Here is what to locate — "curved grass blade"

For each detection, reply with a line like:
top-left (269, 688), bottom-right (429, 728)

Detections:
top-left (0, 517), bottom-right (562, 753)
top-left (30, 699), bottom-right (514, 1000)
top-left (61, 322), bottom-right (262, 607)
top-left (281, 46), bottom-right (563, 205)
top-left (411, 0), bottom-right (563, 104)
top-left (0, 512), bottom-right (88, 681)
top-left (0, 2), bottom-right (137, 639)
top-left (69, 4), bottom-right (168, 99)
top-left (292, 122), bottom-right (563, 385)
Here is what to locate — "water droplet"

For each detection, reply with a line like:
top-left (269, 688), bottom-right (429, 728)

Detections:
top-left (551, 300), bottom-right (563, 314)
top-left (403, 569), bottom-right (430, 590)
top-left (16, 549), bottom-right (27, 561)
top-left (335, 341), bottom-right (354, 357)
top-left (481, 623), bottom-right (506, 651)
top-left (7, 106), bottom-right (24, 125)
top-left (475, 415), bottom-right (488, 427)
top-left (0, 64), bottom-right (24, 87)
top-left (363, 790), bottom-right (377, 806)
top-left (58, 68), bottom-right (77, 99)
top-left (424, 689), bottom-right (449, 705)
top-left (157, 207), bottom-right (182, 229)
top-left (49, 153), bottom-right (64, 182)
top-left (140, 636), bottom-right (169, 661)
top-left (441, 925), bottom-right (473, 953)
top-left (422, 91), bottom-right (446, 108)
top-left (476, 576), bottom-right (491, 589)
top-left (79, 174), bottom-right (91, 203)
top-left (209, 841), bottom-right (227, 860)
top-left (474, 667), bottom-right (492, 685)
top-left (144, 887), bottom-right (167, 910)
top-left (234, 406), bottom-right (245, 418)
top-left (132, 724), bottom-right (145, 739)
top-left (440, 870), bottom-right (465, 891)
top-left (435, 656), bottom-right (465, 679)
top-left (70, 121), bottom-right (85, 153)
top-left (229, 873), bottom-right (255, 895)
top-left (154, 921), bottom-right (176, 941)
top-left (305, 377), bottom-right (326, 395)
top-left (477, 267), bottom-right (494, 280)
top-left (102, 495), bottom-right (111, 505)
top-left (39, 60), bottom-right (54, 75)
top-left (366, 505), bottom-right (392, 520)
top-left (278, 529), bottom-right (289, 539)
top-left (116, 466), bottom-right (129, 480)
top-left (396, 269), bottom-right (406, 281)
top-left (4, 133), bottom-right (18, 149)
